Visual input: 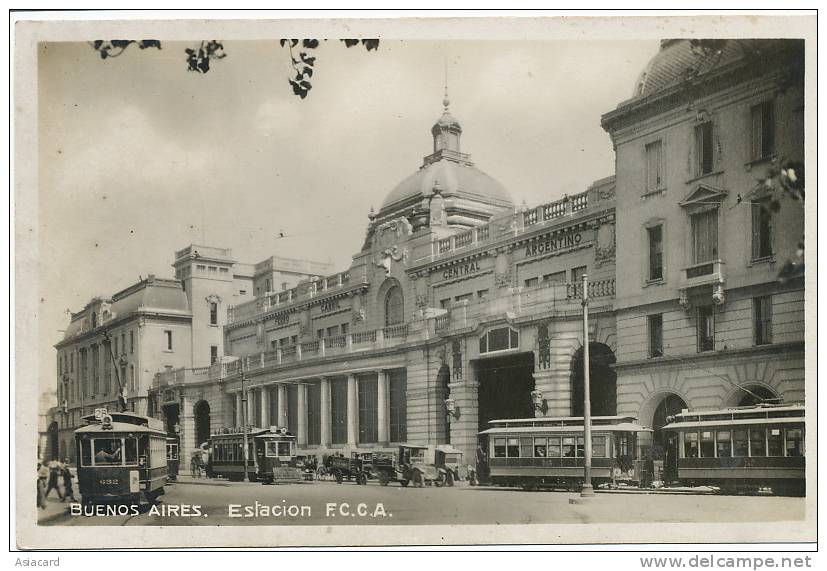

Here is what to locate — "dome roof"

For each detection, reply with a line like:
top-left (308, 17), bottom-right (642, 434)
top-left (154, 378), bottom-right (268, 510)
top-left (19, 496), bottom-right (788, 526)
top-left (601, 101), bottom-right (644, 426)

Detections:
top-left (634, 39), bottom-right (783, 98)
top-left (380, 158), bottom-right (512, 213)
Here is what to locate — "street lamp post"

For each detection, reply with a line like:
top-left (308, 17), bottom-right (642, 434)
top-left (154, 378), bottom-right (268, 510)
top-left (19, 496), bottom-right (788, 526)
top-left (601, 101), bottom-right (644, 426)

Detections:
top-left (240, 358), bottom-right (250, 483)
top-left (580, 273), bottom-right (595, 498)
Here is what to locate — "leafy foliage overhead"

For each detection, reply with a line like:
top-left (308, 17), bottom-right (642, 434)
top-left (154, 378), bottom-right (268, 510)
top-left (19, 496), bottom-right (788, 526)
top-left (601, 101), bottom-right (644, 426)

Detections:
top-left (90, 38), bottom-right (379, 98)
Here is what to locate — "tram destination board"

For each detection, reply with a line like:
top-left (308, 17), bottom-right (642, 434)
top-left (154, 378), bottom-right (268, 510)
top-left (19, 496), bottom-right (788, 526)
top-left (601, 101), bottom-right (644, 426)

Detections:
top-left (15, 12), bottom-right (814, 551)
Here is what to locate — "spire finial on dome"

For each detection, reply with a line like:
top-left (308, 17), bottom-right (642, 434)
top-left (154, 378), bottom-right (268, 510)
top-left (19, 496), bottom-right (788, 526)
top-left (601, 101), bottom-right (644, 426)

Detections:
top-left (442, 58), bottom-right (450, 111)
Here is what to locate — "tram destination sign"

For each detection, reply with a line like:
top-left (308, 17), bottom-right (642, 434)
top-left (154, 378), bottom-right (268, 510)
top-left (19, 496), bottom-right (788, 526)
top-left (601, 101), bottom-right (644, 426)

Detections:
top-left (523, 231), bottom-right (583, 258)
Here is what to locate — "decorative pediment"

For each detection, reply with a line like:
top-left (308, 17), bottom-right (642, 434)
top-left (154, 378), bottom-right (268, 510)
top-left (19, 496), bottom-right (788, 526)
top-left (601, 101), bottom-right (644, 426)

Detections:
top-left (679, 183), bottom-right (727, 209)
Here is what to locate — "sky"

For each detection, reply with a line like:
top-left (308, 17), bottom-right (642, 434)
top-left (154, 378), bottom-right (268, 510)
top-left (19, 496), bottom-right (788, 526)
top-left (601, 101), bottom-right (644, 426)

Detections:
top-left (37, 39), bottom-right (660, 400)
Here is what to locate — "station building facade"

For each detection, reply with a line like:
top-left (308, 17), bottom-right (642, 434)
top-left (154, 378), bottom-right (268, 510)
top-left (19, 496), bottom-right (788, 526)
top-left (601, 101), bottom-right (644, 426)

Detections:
top-left (601, 39), bottom-right (806, 471)
top-left (152, 99), bottom-right (620, 467)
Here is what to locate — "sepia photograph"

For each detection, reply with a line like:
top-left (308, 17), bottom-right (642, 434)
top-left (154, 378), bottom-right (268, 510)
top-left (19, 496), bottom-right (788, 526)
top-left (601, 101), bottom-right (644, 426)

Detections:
top-left (12, 11), bottom-right (817, 553)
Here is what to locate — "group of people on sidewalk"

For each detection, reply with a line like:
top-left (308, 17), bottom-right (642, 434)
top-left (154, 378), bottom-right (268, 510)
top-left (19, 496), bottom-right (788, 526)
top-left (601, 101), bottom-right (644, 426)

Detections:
top-left (36, 458), bottom-right (76, 509)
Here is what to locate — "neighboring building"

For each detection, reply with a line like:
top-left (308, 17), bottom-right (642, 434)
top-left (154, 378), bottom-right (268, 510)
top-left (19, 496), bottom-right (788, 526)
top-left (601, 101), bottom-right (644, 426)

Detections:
top-left (154, 98), bottom-right (619, 467)
top-left (601, 39), bottom-right (805, 476)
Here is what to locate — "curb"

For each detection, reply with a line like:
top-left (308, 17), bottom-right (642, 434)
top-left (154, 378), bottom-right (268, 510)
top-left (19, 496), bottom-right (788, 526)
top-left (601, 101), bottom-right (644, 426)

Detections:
top-left (172, 479), bottom-right (231, 487)
top-left (37, 506), bottom-right (71, 525)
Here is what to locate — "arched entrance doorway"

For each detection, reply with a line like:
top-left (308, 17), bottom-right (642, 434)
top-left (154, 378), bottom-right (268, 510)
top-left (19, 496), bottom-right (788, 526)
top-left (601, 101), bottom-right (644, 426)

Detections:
top-left (47, 421), bottom-right (59, 461)
top-left (570, 343), bottom-right (617, 417)
top-left (476, 352), bottom-right (535, 433)
top-left (194, 400), bottom-right (211, 447)
top-left (651, 393), bottom-right (687, 482)
top-left (732, 385), bottom-right (781, 407)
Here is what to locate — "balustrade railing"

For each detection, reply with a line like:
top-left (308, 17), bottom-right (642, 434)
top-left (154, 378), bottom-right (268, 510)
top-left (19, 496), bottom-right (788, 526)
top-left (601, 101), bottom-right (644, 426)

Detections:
top-left (383, 323), bottom-right (409, 339)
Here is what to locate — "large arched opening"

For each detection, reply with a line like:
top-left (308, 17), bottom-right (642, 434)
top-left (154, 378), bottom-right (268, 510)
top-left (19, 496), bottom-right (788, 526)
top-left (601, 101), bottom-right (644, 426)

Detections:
top-left (729, 384), bottom-right (782, 407)
top-left (570, 343), bottom-right (617, 417)
top-left (47, 421), bottom-right (59, 461)
top-left (194, 400), bottom-right (211, 447)
top-left (639, 391), bottom-right (688, 484)
top-left (476, 352), bottom-right (535, 434)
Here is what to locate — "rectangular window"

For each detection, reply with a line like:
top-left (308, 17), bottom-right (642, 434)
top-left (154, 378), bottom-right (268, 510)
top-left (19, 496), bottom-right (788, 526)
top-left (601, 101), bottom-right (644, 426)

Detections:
top-left (520, 437), bottom-right (533, 458)
top-left (785, 428), bottom-right (803, 457)
top-left (562, 437), bottom-right (576, 458)
top-left (750, 427), bottom-right (766, 457)
top-left (648, 314), bottom-right (664, 358)
top-left (592, 436), bottom-right (607, 458)
top-left (493, 438), bottom-right (506, 458)
top-left (699, 430), bottom-right (715, 458)
top-left (753, 296), bottom-right (773, 346)
top-left (533, 437), bottom-right (547, 458)
top-left (113, 337), bottom-right (118, 358)
top-left (506, 438), bottom-right (520, 458)
top-left (210, 346), bottom-right (218, 365)
top-left (102, 341), bottom-right (111, 395)
top-left (130, 331), bottom-right (134, 354)
top-left (91, 344), bottom-right (100, 395)
top-left (358, 376), bottom-right (378, 444)
top-left (571, 266), bottom-right (587, 285)
top-left (695, 121), bottom-right (714, 176)
top-left (751, 101), bottom-right (775, 160)
top-left (317, 329), bottom-right (324, 339)
top-left (691, 209), bottom-right (719, 264)
top-left (330, 379), bottom-right (348, 444)
top-left (733, 429), bottom-right (749, 457)
top-left (683, 432), bottom-right (699, 458)
top-left (767, 428), bottom-right (784, 456)
top-left (210, 302), bottom-right (218, 325)
top-left (716, 430), bottom-right (732, 458)
top-left (164, 330), bottom-right (173, 351)
top-left (129, 365), bottom-right (135, 392)
top-left (543, 271), bottom-right (567, 284)
top-left (547, 437), bottom-right (561, 458)
top-left (645, 139), bottom-right (664, 191)
top-left (477, 289), bottom-right (489, 300)
top-left (697, 305), bottom-right (715, 352)
top-left (454, 293), bottom-right (473, 303)
top-left (524, 277), bottom-right (539, 288)
top-left (306, 382), bottom-right (321, 445)
top-left (389, 370), bottom-right (407, 442)
top-left (326, 325), bottom-right (339, 337)
top-left (341, 322), bottom-right (349, 335)
top-left (440, 298), bottom-right (451, 309)
top-left (70, 352), bottom-right (74, 372)
top-left (647, 225), bottom-right (664, 280)
top-left (751, 201), bottom-right (773, 260)
top-left (576, 436), bottom-right (586, 457)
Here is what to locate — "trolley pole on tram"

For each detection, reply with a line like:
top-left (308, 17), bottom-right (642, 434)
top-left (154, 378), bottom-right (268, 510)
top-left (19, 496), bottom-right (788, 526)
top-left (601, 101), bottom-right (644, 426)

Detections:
top-left (580, 273), bottom-right (595, 498)
top-left (240, 358), bottom-right (250, 483)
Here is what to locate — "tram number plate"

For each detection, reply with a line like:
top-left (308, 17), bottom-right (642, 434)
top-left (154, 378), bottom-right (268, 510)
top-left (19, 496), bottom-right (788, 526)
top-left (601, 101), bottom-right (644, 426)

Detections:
top-left (129, 470), bottom-right (140, 493)
top-left (98, 479), bottom-right (120, 486)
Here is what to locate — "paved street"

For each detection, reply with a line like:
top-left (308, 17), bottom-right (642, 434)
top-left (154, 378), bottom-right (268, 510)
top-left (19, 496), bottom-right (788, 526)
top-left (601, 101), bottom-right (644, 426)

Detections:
top-left (43, 478), bottom-right (805, 527)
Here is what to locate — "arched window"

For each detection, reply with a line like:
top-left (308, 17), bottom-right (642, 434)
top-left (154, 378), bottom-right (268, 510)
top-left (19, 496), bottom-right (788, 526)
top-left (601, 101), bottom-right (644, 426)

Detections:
top-left (384, 286), bottom-right (404, 326)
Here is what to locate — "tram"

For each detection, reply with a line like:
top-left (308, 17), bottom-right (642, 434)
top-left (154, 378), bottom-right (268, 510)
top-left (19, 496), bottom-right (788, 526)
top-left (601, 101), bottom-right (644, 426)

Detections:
top-left (208, 426), bottom-right (304, 484)
top-left (74, 409), bottom-right (169, 505)
top-left (166, 434), bottom-right (180, 482)
top-left (661, 404), bottom-right (805, 496)
top-left (478, 415), bottom-right (651, 491)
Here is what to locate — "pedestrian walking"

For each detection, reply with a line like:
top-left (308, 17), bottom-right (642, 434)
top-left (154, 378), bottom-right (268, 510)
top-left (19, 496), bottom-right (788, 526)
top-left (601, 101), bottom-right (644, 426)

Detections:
top-left (44, 458), bottom-right (64, 500)
top-left (37, 462), bottom-right (48, 509)
top-left (61, 460), bottom-right (77, 503)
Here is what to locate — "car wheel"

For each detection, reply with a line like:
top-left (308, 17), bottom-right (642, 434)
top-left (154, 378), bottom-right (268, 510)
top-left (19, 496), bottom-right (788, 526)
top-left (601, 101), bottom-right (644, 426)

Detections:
top-left (400, 479), bottom-right (409, 487)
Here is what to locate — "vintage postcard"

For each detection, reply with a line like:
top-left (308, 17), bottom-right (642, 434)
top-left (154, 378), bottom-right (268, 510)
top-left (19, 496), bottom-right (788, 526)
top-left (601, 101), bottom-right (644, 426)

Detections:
top-left (13, 11), bottom-right (817, 551)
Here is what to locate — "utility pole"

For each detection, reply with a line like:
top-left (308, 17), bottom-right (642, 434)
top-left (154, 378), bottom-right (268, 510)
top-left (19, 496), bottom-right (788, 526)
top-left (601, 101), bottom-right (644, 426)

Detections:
top-left (241, 358), bottom-right (250, 483)
top-left (580, 273), bottom-right (595, 498)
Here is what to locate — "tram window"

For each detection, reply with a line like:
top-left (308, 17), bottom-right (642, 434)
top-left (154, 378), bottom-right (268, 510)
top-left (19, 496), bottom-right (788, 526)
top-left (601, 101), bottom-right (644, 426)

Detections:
top-left (767, 428), bottom-right (784, 457)
top-left (278, 442), bottom-right (291, 456)
top-left (266, 441), bottom-right (278, 457)
top-left (749, 428), bottom-right (766, 457)
top-left (716, 431), bottom-right (732, 458)
top-left (493, 439), bottom-right (507, 458)
top-left (699, 431), bottom-right (715, 458)
top-left (617, 434), bottom-right (629, 457)
top-left (520, 438), bottom-right (533, 458)
top-left (785, 429), bottom-right (803, 457)
top-left (533, 438), bottom-right (547, 458)
top-left (93, 438), bottom-right (123, 465)
top-left (576, 437), bottom-right (585, 458)
top-left (547, 437), bottom-right (561, 458)
top-left (124, 438), bottom-right (138, 465)
top-left (506, 438), bottom-right (520, 458)
top-left (683, 432), bottom-right (699, 458)
top-left (733, 430), bottom-right (749, 457)
top-left (562, 437), bottom-right (576, 457)
top-left (592, 436), bottom-right (607, 458)
top-left (80, 439), bottom-right (92, 466)
top-left (227, 444), bottom-right (235, 461)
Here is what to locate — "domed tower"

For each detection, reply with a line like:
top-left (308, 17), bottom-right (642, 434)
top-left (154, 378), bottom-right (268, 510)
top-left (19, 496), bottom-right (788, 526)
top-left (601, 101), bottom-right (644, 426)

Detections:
top-left (367, 92), bottom-right (514, 244)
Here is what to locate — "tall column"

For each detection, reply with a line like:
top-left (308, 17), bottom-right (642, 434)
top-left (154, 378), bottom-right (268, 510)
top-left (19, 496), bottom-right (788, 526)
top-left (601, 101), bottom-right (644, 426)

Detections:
top-left (377, 370), bottom-right (389, 445)
top-left (246, 388), bottom-right (256, 427)
top-left (278, 384), bottom-right (288, 428)
top-left (346, 374), bottom-right (358, 446)
top-left (235, 392), bottom-right (243, 427)
top-left (261, 386), bottom-right (271, 428)
top-left (180, 396), bottom-right (196, 474)
top-left (297, 384), bottom-right (308, 447)
top-left (320, 377), bottom-right (331, 446)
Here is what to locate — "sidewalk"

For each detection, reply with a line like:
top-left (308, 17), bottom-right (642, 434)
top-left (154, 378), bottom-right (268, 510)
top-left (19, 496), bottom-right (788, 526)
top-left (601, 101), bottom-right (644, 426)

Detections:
top-left (37, 495), bottom-right (73, 524)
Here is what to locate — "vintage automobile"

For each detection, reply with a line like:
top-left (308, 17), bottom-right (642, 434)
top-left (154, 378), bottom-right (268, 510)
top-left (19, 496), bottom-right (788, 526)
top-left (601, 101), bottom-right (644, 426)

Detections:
top-left (326, 452), bottom-right (375, 485)
top-left (374, 444), bottom-right (455, 487)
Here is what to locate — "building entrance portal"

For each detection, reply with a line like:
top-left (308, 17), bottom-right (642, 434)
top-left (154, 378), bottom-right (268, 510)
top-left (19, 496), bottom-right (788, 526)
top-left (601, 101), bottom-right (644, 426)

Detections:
top-left (476, 352), bottom-right (535, 434)
top-left (651, 393), bottom-right (687, 483)
top-left (195, 400), bottom-right (211, 447)
top-left (570, 343), bottom-right (617, 417)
